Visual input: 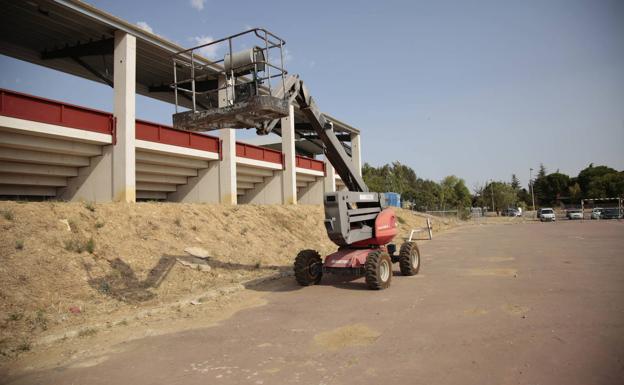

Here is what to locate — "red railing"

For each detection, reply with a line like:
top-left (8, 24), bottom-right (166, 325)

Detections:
top-left (296, 155), bottom-right (325, 173)
top-left (0, 88), bottom-right (113, 135)
top-left (136, 120), bottom-right (219, 153)
top-left (236, 142), bottom-right (283, 165)
top-left (0, 88), bottom-right (219, 155)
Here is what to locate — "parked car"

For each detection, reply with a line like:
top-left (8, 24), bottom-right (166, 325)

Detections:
top-left (591, 208), bottom-right (602, 220)
top-left (502, 208), bottom-right (520, 217)
top-left (539, 208), bottom-right (556, 222)
top-left (600, 208), bottom-right (623, 220)
top-left (566, 209), bottom-right (583, 220)
top-left (537, 208), bottom-right (552, 219)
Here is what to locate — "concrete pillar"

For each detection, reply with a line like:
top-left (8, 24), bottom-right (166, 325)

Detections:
top-left (217, 75), bottom-right (237, 204)
top-left (324, 160), bottom-right (336, 193)
top-left (351, 133), bottom-right (361, 176)
top-left (281, 104), bottom-right (297, 204)
top-left (112, 30), bottom-right (136, 202)
top-left (58, 146), bottom-right (113, 202)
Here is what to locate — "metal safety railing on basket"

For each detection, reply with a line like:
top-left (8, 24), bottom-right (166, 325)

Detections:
top-left (171, 28), bottom-right (288, 114)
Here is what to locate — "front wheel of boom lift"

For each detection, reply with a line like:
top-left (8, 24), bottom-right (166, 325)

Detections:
top-left (294, 249), bottom-right (323, 286)
top-left (365, 250), bottom-right (393, 290)
top-left (398, 241), bottom-right (421, 276)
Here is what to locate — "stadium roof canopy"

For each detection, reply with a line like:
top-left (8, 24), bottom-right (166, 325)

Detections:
top-left (0, 0), bottom-right (359, 145)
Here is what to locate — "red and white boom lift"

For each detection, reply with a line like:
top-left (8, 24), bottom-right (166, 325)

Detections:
top-left (171, 28), bottom-right (421, 289)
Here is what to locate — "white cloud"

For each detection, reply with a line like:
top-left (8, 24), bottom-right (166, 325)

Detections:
top-left (191, 35), bottom-right (223, 59)
top-left (190, 0), bottom-right (205, 11)
top-left (136, 21), bottom-right (153, 34)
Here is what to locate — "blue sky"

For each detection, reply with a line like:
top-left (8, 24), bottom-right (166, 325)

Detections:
top-left (1, 0), bottom-right (622, 190)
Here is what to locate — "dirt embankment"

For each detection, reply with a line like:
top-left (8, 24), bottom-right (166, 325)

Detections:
top-left (0, 201), bottom-right (459, 360)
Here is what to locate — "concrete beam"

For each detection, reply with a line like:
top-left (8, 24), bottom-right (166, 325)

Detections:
top-left (0, 131), bottom-right (102, 157)
top-left (0, 173), bottom-right (67, 187)
top-left (136, 172), bottom-right (187, 185)
top-left (135, 139), bottom-right (219, 161)
top-left (137, 191), bottom-right (167, 200)
top-left (136, 182), bottom-right (177, 192)
top-left (112, 30), bottom-right (136, 202)
top-left (0, 185), bottom-right (56, 196)
top-left (136, 151), bottom-right (209, 169)
top-left (0, 161), bottom-right (78, 177)
top-left (237, 166), bottom-right (274, 178)
top-left (135, 162), bottom-right (198, 177)
top-left (281, 104), bottom-right (296, 204)
top-left (0, 116), bottom-right (112, 144)
top-left (236, 157), bottom-right (282, 170)
top-left (296, 173), bottom-right (318, 182)
top-left (296, 181), bottom-right (308, 188)
top-left (0, 147), bottom-right (90, 167)
top-left (237, 181), bottom-right (255, 190)
top-left (237, 189), bottom-right (245, 196)
top-left (237, 174), bottom-right (264, 184)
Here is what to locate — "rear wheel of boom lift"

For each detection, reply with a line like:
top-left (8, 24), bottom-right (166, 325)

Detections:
top-left (399, 241), bottom-right (420, 276)
top-left (294, 249), bottom-right (323, 286)
top-left (365, 250), bottom-right (392, 290)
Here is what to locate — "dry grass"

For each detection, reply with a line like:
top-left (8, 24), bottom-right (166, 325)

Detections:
top-left (0, 201), bottom-right (460, 359)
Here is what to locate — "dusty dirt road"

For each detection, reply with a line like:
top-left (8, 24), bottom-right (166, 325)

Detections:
top-left (5, 220), bottom-right (624, 385)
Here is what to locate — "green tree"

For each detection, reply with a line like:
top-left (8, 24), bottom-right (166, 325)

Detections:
top-left (511, 174), bottom-right (520, 190)
top-left (577, 164), bottom-right (622, 198)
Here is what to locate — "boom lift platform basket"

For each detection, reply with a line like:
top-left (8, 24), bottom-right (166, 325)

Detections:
top-left (171, 29), bottom-right (290, 132)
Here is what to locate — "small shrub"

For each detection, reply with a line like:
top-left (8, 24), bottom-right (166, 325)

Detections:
top-left (16, 341), bottom-right (31, 352)
top-left (191, 225), bottom-right (198, 231)
top-left (174, 218), bottom-right (181, 227)
top-left (15, 240), bottom-right (24, 250)
top-left (84, 202), bottom-right (95, 212)
top-left (2, 210), bottom-right (14, 221)
top-left (85, 238), bottom-right (95, 254)
top-left (34, 310), bottom-right (48, 331)
top-left (64, 239), bottom-right (84, 253)
top-left (95, 221), bottom-right (105, 229)
top-left (78, 328), bottom-right (98, 338)
top-left (397, 216), bottom-right (406, 224)
top-left (7, 312), bottom-right (23, 322)
top-left (98, 281), bottom-right (111, 294)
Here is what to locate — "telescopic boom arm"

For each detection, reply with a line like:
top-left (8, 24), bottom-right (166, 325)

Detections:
top-left (291, 78), bottom-right (368, 193)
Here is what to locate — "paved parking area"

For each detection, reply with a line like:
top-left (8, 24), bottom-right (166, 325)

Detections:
top-left (8, 220), bottom-right (624, 385)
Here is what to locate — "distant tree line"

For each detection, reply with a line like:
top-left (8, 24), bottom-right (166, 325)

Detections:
top-left (362, 162), bottom-right (471, 212)
top-left (363, 162), bottom-right (624, 212)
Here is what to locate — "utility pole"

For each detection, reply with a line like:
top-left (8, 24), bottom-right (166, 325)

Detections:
top-left (529, 168), bottom-right (536, 212)
top-left (490, 179), bottom-right (495, 215)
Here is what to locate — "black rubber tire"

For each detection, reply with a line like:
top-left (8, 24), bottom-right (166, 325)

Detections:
top-left (365, 250), bottom-right (392, 290)
top-left (294, 249), bottom-right (323, 286)
top-left (399, 241), bottom-right (421, 276)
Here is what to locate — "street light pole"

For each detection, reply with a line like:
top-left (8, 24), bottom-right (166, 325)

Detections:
top-left (529, 168), bottom-right (536, 212)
